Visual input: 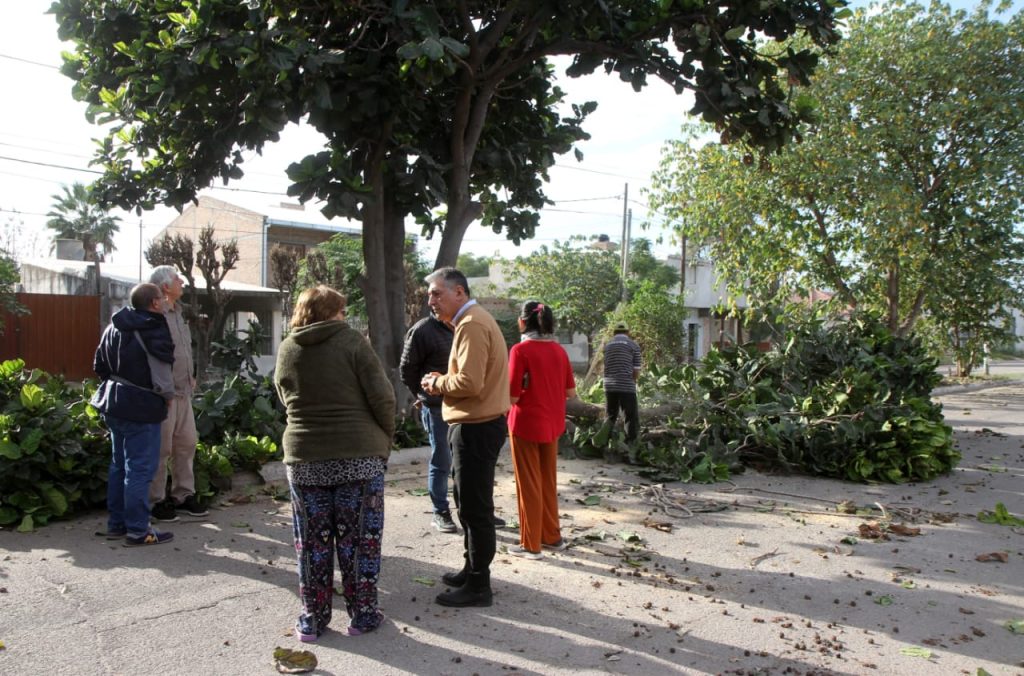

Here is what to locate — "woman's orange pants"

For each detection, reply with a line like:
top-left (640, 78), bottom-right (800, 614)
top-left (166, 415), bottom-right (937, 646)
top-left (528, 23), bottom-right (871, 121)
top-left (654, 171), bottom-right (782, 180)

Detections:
top-left (509, 435), bottom-right (562, 552)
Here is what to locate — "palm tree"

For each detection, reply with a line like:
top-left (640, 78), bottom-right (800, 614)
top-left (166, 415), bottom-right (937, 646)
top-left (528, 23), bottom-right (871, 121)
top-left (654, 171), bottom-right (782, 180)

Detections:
top-left (46, 183), bottom-right (121, 262)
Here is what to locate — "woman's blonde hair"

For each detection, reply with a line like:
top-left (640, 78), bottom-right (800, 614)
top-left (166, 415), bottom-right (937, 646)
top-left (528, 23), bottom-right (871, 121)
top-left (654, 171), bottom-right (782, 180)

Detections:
top-left (291, 285), bottom-right (346, 328)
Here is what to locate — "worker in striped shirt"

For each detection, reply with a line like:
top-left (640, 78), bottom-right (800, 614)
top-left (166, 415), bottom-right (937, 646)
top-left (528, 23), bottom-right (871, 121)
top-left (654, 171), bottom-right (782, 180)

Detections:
top-left (603, 322), bottom-right (642, 442)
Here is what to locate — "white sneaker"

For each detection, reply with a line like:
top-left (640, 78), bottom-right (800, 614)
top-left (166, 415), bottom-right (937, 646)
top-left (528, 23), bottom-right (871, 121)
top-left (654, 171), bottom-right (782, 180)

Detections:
top-left (542, 539), bottom-right (569, 551)
top-left (508, 545), bottom-right (543, 560)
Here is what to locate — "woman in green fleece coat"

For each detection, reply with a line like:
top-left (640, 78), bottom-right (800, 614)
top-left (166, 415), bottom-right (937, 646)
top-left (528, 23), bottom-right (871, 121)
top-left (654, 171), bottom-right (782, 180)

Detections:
top-left (274, 285), bottom-right (396, 642)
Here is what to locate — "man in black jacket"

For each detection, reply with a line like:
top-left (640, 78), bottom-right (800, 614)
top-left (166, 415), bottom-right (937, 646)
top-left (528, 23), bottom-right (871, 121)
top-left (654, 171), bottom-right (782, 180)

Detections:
top-left (92, 283), bottom-right (176, 546)
top-left (399, 313), bottom-right (458, 533)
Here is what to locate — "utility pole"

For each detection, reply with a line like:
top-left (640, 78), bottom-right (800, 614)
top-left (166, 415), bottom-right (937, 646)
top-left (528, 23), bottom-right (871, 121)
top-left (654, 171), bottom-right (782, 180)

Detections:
top-left (680, 234), bottom-right (687, 298)
top-left (619, 183), bottom-right (629, 300)
top-left (138, 218), bottom-right (143, 282)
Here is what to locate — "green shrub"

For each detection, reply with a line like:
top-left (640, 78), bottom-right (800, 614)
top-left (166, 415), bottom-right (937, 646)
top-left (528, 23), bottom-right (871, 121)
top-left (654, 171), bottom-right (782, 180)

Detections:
top-left (574, 314), bottom-right (959, 484)
top-left (0, 360), bottom-right (108, 531)
top-left (193, 373), bottom-right (285, 447)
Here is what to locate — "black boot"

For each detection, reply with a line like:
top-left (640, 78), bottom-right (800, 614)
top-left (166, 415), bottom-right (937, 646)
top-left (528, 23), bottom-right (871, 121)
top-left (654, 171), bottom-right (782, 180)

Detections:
top-left (441, 567), bottom-right (468, 587)
top-left (435, 572), bottom-right (492, 607)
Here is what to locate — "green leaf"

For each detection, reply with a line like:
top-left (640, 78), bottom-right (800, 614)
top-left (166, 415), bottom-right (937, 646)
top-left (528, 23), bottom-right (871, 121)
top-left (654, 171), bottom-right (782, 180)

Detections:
top-left (577, 495), bottom-right (601, 506)
top-left (874, 594), bottom-right (894, 606)
top-left (19, 384), bottom-right (45, 411)
top-left (1006, 619), bottom-right (1024, 634)
top-left (617, 531), bottom-right (641, 542)
top-left (900, 646), bottom-right (932, 658)
top-left (0, 506), bottom-right (19, 525)
top-left (412, 576), bottom-right (436, 587)
top-left (0, 439), bottom-right (20, 460)
top-left (19, 428), bottom-right (44, 455)
top-left (406, 488), bottom-right (429, 496)
top-left (39, 485), bottom-right (69, 517)
top-left (724, 26), bottom-right (746, 40)
top-left (16, 514), bottom-right (34, 533)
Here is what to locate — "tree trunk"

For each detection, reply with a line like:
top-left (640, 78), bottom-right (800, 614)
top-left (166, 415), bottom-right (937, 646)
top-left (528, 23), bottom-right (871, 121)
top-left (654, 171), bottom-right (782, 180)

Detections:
top-left (362, 168), bottom-right (408, 408)
top-left (434, 200), bottom-right (483, 270)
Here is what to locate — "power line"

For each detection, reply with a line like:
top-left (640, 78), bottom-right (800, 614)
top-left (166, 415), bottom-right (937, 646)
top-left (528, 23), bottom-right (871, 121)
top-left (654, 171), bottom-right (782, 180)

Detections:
top-left (0, 53), bottom-right (60, 69)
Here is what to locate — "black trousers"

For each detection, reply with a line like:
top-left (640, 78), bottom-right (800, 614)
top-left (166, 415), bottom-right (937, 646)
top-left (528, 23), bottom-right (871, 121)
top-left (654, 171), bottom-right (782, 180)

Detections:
top-left (448, 415), bottom-right (507, 581)
top-left (605, 390), bottom-right (639, 441)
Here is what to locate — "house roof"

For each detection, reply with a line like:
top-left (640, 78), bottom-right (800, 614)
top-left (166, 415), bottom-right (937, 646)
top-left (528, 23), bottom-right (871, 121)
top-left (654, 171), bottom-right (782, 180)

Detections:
top-left (195, 194), bottom-right (363, 236)
top-left (21, 258), bottom-right (282, 297)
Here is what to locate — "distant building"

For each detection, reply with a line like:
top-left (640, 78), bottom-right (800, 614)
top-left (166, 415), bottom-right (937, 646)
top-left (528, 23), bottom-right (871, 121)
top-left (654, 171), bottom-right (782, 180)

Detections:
top-left (156, 195), bottom-right (362, 287)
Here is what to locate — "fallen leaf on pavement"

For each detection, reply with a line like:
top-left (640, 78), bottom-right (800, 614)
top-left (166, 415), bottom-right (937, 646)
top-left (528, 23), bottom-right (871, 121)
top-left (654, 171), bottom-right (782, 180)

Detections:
top-left (887, 523), bottom-right (921, 536)
top-left (1006, 620), bottom-right (1024, 634)
top-left (273, 647), bottom-right (317, 673)
top-left (975, 552), bottom-right (1008, 563)
top-left (642, 518), bottom-right (673, 533)
top-left (858, 522), bottom-right (888, 540)
top-left (899, 646), bottom-right (932, 658)
top-left (874, 595), bottom-right (894, 606)
top-left (577, 495), bottom-right (602, 506)
top-left (977, 503), bottom-right (1024, 527)
top-left (837, 500), bottom-right (857, 514)
top-left (413, 576), bottom-right (436, 587)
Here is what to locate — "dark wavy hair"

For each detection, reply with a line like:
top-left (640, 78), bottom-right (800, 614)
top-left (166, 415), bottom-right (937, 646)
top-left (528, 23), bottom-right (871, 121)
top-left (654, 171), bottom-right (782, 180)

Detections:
top-left (519, 300), bottom-right (555, 335)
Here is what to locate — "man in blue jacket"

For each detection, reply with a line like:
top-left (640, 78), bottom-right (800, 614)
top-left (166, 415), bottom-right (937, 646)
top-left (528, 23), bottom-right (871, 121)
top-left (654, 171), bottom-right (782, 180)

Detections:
top-left (92, 283), bottom-right (176, 546)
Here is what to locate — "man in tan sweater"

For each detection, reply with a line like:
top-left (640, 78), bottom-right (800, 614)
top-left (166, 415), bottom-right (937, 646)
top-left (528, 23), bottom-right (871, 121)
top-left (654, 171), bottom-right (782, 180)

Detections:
top-left (421, 267), bottom-right (510, 607)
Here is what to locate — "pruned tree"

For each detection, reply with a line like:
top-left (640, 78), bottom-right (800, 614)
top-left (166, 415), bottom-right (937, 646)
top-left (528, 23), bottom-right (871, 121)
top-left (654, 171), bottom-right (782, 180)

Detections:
top-left (145, 225), bottom-right (239, 379)
top-left (269, 244), bottom-right (301, 325)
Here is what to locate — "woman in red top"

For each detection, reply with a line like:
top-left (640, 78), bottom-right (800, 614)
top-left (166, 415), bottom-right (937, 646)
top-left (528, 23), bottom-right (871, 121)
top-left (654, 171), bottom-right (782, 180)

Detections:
top-left (507, 300), bottom-right (577, 559)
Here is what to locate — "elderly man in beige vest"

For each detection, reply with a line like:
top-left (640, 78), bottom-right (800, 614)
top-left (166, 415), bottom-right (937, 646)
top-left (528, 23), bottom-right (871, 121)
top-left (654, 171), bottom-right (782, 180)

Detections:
top-left (147, 265), bottom-right (207, 520)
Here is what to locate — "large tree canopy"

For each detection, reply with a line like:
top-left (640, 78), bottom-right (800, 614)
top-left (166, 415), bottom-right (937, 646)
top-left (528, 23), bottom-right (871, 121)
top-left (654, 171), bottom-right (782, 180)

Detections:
top-left (51, 0), bottom-right (844, 375)
top-left (648, 1), bottom-right (1024, 366)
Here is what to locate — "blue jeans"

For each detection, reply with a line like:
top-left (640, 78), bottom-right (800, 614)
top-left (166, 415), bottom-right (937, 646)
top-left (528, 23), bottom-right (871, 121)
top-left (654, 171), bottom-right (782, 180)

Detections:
top-left (421, 405), bottom-right (451, 513)
top-left (104, 414), bottom-right (162, 537)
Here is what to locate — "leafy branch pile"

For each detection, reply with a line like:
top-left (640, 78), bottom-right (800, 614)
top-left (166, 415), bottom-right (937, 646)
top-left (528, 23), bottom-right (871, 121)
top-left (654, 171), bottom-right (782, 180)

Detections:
top-left (0, 360), bottom-right (109, 532)
top-left (575, 316), bottom-right (959, 484)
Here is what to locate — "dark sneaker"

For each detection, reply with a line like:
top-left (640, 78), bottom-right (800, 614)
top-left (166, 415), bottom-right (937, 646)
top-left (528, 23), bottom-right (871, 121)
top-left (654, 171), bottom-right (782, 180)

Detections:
top-left (176, 494), bottom-right (209, 517)
top-left (151, 499), bottom-right (179, 522)
top-left (123, 530), bottom-right (174, 547)
top-left (493, 515), bottom-right (507, 528)
top-left (94, 528), bottom-right (126, 539)
top-left (432, 511), bottom-right (457, 533)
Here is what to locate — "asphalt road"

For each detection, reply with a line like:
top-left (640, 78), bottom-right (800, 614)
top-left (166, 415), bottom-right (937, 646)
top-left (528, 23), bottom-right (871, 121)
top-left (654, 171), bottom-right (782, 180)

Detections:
top-left (1, 384), bottom-right (1022, 675)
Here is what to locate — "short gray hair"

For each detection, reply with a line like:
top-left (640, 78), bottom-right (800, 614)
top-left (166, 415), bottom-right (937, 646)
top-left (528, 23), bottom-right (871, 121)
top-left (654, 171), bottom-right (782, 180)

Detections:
top-left (425, 267), bottom-right (470, 298)
top-left (149, 265), bottom-right (178, 288)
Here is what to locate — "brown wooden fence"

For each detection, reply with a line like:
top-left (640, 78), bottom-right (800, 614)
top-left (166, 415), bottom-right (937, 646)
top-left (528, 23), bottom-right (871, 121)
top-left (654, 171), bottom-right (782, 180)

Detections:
top-left (0, 294), bottom-right (100, 381)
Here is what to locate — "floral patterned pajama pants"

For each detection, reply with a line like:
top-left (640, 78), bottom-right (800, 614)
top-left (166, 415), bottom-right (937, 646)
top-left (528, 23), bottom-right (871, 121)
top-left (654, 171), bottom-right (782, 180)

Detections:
top-left (290, 474), bottom-right (384, 637)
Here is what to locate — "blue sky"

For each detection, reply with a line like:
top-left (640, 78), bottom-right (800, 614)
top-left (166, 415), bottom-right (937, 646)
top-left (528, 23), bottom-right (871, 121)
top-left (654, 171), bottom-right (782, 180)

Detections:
top-left (0, 1), bottom-right (1019, 270)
